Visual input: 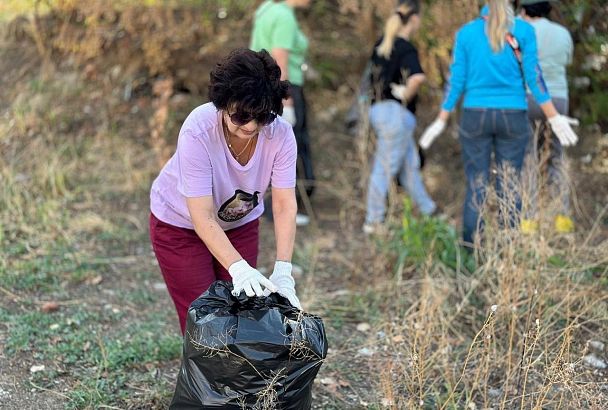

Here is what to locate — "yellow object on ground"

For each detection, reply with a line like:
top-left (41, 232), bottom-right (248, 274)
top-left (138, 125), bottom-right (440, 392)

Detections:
top-left (521, 218), bottom-right (539, 235)
top-left (555, 214), bottom-right (575, 233)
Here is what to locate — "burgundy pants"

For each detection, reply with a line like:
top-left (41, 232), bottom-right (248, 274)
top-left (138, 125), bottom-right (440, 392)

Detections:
top-left (149, 213), bottom-right (259, 334)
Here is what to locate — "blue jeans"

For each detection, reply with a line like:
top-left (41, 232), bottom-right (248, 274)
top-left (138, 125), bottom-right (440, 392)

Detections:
top-left (366, 101), bottom-right (436, 224)
top-left (459, 108), bottom-right (531, 245)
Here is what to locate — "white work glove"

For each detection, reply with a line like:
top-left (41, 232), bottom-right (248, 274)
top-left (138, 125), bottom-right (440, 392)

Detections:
top-left (548, 115), bottom-right (579, 147)
top-left (229, 259), bottom-right (277, 297)
top-left (390, 83), bottom-right (407, 101)
top-left (264, 261), bottom-right (302, 310)
top-left (281, 106), bottom-right (297, 127)
top-left (419, 118), bottom-right (446, 150)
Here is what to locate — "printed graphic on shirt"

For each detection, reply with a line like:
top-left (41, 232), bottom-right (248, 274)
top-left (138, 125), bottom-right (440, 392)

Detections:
top-left (218, 190), bottom-right (260, 222)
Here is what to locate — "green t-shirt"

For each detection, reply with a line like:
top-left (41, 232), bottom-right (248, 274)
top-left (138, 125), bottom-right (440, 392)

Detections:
top-left (250, 1), bottom-right (309, 86)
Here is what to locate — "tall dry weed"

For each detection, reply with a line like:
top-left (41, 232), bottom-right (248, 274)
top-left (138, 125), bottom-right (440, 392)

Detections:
top-left (364, 150), bottom-right (608, 408)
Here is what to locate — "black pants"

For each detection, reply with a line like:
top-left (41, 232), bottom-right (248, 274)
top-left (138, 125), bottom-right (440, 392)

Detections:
top-left (264, 85), bottom-right (315, 220)
top-left (291, 85), bottom-right (315, 198)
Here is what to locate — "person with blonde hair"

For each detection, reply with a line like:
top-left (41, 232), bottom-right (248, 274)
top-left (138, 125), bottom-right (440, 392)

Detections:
top-left (363, 0), bottom-right (437, 234)
top-left (419, 0), bottom-right (578, 246)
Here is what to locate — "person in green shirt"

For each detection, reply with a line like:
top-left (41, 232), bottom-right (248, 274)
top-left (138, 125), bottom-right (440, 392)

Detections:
top-left (251, 0), bottom-right (314, 225)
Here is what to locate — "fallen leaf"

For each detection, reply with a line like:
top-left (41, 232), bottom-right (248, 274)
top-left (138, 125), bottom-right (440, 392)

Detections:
top-left (392, 335), bottom-right (405, 343)
top-left (337, 378), bottom-right (351, 388)
top-left (41, 302), bottom-right (60, 313)
top-left (85, 275), bottom-right (103, 286)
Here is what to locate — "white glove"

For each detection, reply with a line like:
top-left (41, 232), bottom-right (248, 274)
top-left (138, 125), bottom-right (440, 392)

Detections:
top-left (281, 106), bottom-right (297, 127)
top-left (229, 259), bottom-right (277, 297)
top-left (419, 118), bottom-right (446, 150)
top-left (548, 115), bottom-right (579, 147)
top-left (265, 261), bottom-right (302, 309)
top-left (390, 83), bottom-right (407, 101)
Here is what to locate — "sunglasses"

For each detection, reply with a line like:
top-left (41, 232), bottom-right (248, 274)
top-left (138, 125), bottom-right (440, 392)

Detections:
top-left (228, 110), bottom-right (277, 127)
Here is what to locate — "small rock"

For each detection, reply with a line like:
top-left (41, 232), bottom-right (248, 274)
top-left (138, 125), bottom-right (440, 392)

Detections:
top-left (356, 323), bottom-right (371, 332)
top-left (30, 365), bottom-right (45, 373)
top-left (588, 341), bottom-right (605, 352)
top-left (381, 398), bottom-right (394, 406)
top-left (581, 154), bottom-right (593, 164)
top-left (488, 388), bottom-right (502, 398)
top-left (357, 347), bottom-right (374, 357)
top-left (583, 354), bottom-right (607, 369)
top-left (49, 323), bottom-right (60, 331)
top-left (152, 282), bottom-right (167, 291)
top-left (318, 377), bottom-right (336, 385)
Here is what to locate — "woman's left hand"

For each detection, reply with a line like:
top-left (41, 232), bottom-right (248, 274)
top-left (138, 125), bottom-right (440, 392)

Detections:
top-left (266, 261), bottom-right (302, 310)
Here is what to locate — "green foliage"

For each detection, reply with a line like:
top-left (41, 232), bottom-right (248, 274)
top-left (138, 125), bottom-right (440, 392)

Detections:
top-left (394, 198), bottom-right (475, 273)
top-left (1, 305), bottom-right (181, 408)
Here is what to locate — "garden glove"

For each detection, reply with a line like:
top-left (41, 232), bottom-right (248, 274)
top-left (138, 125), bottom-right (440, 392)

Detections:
top-left (389, 83), bottom-right (407, 101)
top-left (548, 115), bottom-right (579, 147)
top-left (229, 259), bottom-right (277, 297)
top-left (265, 261), bottom-right (302, 310)
top-left (419, 118), bottom-right (446, 150)
top-left (281, 106), bottom-right (297, 127)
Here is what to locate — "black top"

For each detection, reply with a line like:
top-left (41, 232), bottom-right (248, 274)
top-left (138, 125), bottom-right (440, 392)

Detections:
top-left (369, 37), bottom-right (424, 114)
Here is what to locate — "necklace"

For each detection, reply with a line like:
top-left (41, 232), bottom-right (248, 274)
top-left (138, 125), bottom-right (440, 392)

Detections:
top-left (223, 118), bottom-right (256, 161)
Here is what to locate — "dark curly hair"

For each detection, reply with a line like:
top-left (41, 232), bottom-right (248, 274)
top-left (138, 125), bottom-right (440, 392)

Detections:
top-left (208, 48), bottom-right (290, 118)
top-left (522, 2), bottom-right (552, 18)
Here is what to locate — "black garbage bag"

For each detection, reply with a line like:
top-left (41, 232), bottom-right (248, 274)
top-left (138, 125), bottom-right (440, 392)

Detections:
top-left (170, 281), bottom-right (328, 410)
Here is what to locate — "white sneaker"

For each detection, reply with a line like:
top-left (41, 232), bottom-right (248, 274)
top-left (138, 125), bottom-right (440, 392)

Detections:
top-left (362, 223), bottom-right (376, 235)
top-left (295, 213), bottom-right (310, 226)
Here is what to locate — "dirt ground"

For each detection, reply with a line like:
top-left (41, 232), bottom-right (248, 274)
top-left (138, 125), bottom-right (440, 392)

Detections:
top-left (1, 9), bottom-right (607, 409)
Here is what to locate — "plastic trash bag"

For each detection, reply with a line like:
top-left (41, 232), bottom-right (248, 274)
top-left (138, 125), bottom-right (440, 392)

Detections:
top-left (170, 281), bottom-right (328, 409)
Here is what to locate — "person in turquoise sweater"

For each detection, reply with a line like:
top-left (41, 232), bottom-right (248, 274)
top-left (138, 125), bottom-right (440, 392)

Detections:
top-left (251, 0), bottom-right (314, 226)
top-left (521, 0), bottom-right (575, 233)
top-left (419, 0), bottom-right (578, 247)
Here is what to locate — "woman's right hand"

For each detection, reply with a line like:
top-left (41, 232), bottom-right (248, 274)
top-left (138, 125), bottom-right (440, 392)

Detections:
top-left (229, 259), bottom-right (277, 297)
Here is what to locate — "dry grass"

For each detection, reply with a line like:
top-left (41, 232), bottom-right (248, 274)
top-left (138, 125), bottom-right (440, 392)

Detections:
top-left (346, 153), bottom-right (608, 408)
top-left (1, 1), bottom-right (606, 408)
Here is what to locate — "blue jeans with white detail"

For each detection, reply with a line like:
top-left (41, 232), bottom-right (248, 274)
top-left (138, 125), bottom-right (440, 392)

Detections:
top-left (365, 101), bottom-right (436, 224)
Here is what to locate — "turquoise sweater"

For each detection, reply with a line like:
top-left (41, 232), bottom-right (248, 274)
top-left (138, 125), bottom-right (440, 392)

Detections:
top-left (442, 7), bottom-right (550, 111)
